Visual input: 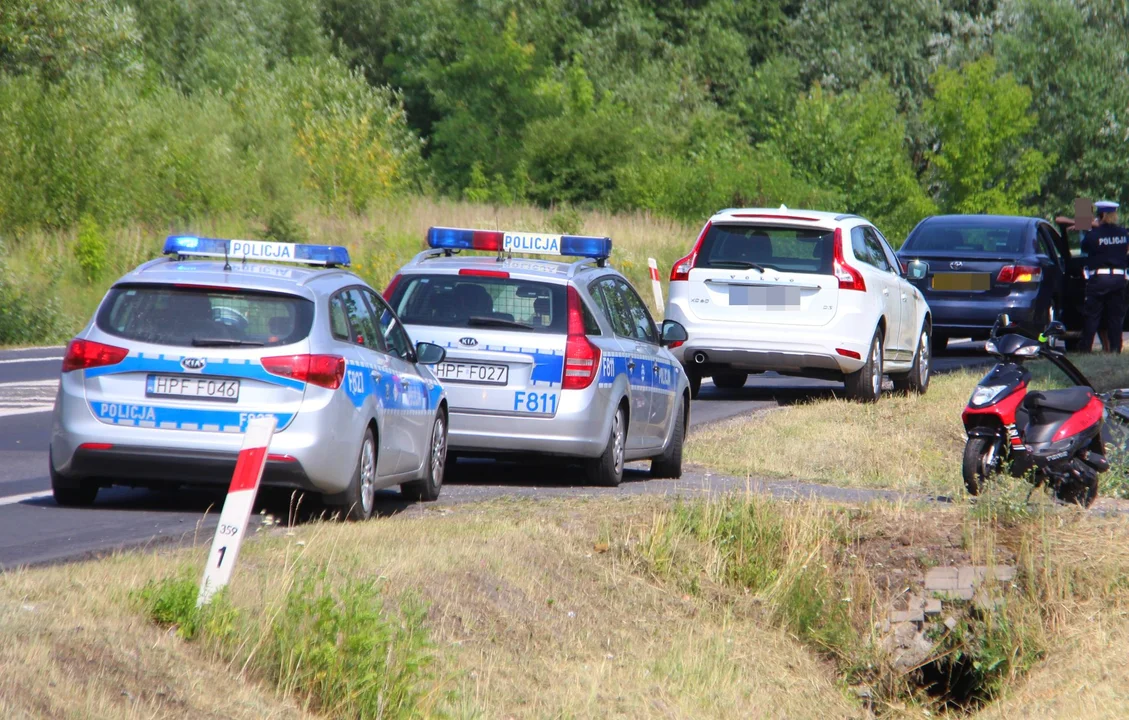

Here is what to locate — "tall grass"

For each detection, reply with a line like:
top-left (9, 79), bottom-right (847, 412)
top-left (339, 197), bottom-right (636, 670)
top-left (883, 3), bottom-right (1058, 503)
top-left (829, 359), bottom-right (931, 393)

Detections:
top-left (4, 197), bottom-right (695, 340)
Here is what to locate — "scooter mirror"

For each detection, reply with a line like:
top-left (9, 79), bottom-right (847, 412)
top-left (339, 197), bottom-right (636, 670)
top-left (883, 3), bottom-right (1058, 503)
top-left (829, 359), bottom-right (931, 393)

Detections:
top-left (991, 313), bottom-right (1013, 337)
top-left (1044, 320), bottom-right (1066, 337)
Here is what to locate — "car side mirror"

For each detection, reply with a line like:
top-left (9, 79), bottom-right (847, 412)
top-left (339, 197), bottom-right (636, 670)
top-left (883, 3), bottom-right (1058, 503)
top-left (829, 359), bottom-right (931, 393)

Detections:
top-left (660, 319), bottom-right (688, 347)
top-left (415, 342), bottom-right (446, 365)
top-left (905, 260), bottom-right (928, 281)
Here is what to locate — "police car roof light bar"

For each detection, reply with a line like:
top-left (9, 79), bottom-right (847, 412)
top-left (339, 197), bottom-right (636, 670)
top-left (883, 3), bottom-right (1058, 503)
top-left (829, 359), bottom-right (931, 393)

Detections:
top-left (426, 227), bottom-right (612, 262)
top-left (163, 236), bottom-right (351, 267)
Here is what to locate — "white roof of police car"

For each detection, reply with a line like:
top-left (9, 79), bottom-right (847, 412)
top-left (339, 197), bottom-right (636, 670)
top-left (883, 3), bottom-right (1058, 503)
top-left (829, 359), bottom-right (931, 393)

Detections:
top-left (401, 253), bottom-right (606, 283)
top-left (116, 257), bottom-right (361, 300)
top-left (709, 208), bottom-right (865, 227)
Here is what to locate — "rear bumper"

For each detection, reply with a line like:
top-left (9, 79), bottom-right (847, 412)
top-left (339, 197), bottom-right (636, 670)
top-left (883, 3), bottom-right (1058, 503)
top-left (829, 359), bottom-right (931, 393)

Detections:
top-left (924, 289), bottom-right (1043, 336)
top-left (665, 299), bottom-right (867, 375)
top-left (63, 445), bottom-right (317, 490)
top-left (447, 385), bottom-right (614, 458)
top-left (50, 372), bottom-right (359, 495)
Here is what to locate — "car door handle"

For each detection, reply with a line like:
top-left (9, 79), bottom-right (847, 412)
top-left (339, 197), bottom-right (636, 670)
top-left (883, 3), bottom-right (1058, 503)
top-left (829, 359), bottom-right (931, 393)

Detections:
top-left (401, 380), bottom-right (410, 389)
top-left (627, 360), bottom-right (636, 370)
top-left (882, 288), bottom-right (889, 296)
top-left (371, 370), bottom-right (382, 380)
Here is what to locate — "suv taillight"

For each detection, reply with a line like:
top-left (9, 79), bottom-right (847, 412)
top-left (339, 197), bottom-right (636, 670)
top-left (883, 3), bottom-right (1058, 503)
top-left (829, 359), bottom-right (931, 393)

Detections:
top-left (61, 338), bottom-right (128, 373)
top-left (832, 228), bottom-right (866, 292)
top-left (670, 221), bottom-right (712, 282)
top-left (261, 354), bottom-right (345, 389)
top-left (997, 265), bottom-right (1042, 284)
top-left (562, 286), bottom-right (600, 390)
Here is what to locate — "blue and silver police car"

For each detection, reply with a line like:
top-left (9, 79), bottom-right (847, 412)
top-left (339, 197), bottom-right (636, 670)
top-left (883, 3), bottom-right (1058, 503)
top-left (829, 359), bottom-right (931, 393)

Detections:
top-left (384, 228), bottom-right (691, 486)
top-left (50, 236), bottom-right (449, 519)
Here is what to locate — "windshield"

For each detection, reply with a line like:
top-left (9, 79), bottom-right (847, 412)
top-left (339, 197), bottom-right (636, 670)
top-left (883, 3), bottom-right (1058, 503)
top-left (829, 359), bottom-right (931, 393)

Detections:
top-left (389, 275), bottom-right (567, 334)
top-left (96, 285), bottom-right (314, 347)
top-left (904, 223), bottom-right (1030, 255)
top-left (698, 224), bottom-right (834, 275)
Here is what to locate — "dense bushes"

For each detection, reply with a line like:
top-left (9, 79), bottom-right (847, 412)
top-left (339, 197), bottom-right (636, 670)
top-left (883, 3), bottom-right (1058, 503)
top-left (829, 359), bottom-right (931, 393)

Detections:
top-left (0, 0), bottom-right (1126, 243)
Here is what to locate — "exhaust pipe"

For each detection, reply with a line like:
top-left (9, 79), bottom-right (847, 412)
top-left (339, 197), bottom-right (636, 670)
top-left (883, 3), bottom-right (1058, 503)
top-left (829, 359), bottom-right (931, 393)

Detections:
top-left (693, 351), bottom-right (708, 364)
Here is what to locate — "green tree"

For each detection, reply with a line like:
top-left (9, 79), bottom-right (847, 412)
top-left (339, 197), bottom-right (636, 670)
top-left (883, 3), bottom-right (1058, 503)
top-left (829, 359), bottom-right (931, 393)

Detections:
top-left (0, 0), bottom-right (142, 81)
top-left (996, 0), bottom-right (1129, 211)
top-left (765, 81), bottom-right (935, 242)
top-left (924, 56), bottom-right (1053, 215)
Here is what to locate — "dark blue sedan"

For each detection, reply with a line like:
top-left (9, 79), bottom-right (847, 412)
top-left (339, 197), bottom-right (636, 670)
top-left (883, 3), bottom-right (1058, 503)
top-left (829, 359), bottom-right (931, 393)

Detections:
top-left (895, 215), bottom-right (1074, 350)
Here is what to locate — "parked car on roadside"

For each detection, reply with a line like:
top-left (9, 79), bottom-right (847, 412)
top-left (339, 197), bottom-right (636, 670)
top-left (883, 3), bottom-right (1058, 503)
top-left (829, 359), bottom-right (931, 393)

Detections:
top-left (50, 236), bottom-right (450, 518)
top-left (665, 208), bottom-right (932, 403)
top-left (385, 227), bottom-right (691, 487)
top-left (896, 215), bottom-right (1081, 350)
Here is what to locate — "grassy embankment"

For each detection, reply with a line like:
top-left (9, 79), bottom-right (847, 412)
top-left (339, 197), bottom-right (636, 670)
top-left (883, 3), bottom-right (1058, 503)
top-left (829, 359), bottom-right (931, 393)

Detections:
top-left (2, 197), bottom-right (695, 342)
top-left (687, 354), bottom-right (1129, 498)
top-left (3, 493), bottom-right (1129, 718)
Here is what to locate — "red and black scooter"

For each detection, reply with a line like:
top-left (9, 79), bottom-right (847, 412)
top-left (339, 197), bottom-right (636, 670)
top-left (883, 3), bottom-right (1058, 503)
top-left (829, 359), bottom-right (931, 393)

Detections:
top-left (961, 314), bottom-right (1128, 506)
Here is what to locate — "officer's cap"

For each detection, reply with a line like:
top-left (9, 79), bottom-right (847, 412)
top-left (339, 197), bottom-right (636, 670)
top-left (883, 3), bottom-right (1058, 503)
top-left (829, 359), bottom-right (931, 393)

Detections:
top-left (1096, 200), bottom-right (1120, 214)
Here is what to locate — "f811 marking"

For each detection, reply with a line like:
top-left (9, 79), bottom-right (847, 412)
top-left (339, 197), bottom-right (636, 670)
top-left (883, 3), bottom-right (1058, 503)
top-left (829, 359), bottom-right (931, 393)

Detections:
top-left (513, 391), bottom-right (558, 414)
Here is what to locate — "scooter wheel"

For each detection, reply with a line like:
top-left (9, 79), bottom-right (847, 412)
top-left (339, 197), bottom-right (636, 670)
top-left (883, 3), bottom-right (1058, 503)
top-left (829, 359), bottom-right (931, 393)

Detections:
top-left (962, 437), bottom-right (1002, 496)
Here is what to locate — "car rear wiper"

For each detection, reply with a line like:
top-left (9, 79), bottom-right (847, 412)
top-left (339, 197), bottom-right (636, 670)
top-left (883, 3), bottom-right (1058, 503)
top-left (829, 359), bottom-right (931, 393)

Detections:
top-left (466, 316), bottom-right (535, 331)
top-left (191, 338), bottom-right (265, 347)
top-left (710, 260), bottom-right (767, 272)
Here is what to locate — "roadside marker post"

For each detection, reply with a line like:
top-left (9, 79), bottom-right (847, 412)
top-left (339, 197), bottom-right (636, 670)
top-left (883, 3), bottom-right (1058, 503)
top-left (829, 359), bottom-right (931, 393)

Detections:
top-left (647, 258), bottom-right (665, 315)
top-left (197, 416), bottom-right (276, 607)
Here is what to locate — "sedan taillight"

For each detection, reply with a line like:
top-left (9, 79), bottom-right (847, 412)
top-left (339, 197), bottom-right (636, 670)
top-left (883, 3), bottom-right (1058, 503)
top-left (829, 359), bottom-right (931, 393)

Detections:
top-left (261, 354), bottom-right (345, 389)
top-left (61, 339), bottom-right (128, 373)
top-left (997, 265), bottom-right (1042, 284)
top-left (562, 286), bottom-right (600, 390)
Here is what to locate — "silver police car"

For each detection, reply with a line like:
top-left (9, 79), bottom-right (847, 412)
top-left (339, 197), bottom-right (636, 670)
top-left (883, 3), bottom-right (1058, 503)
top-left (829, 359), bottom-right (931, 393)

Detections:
top-left (50, 236), bottom-right (449, 519)
top-left (384, 227), bottom-right (691, 486)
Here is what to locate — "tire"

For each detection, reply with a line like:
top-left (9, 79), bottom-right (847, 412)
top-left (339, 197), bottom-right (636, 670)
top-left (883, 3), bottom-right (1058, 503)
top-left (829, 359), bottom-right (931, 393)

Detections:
top-left (687, 369), bottom-right (702, 400)
top-left (401, 414), bottom-right (447, 502)
top-left (962, 436), bottom-right (1003, 496)
top-left (587, 405), bottom-right (626, 487)
top-left (891, 324), bottom-right (931, 395)
top-left (843, 331), bottom-right (883, 403)
top-left (650, 400), bottom-right (685, 479)
top-left (327, 428), bottom-right (377, 521)
top-left (712, 372), bottom-right (748, 390)
top-left (49, 449), bottom-right (98, 507)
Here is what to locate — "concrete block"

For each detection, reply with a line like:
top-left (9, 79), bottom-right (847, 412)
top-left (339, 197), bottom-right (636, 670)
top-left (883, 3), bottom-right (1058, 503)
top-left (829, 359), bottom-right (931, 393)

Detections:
top-left (994, 566), bottom-right (1017, 583)
top-left (936, 588), bottom-right (975, 601)
top-left (924, 598), bottom-right (942, 616)
top-left (958, 566), bottom-right (988, 589)
top-left (924, 568), bottom-right (959, 591)
top-left (944, 616), bottom-right (958, 631)
top-left (889, 609), bottom-right (924, 624)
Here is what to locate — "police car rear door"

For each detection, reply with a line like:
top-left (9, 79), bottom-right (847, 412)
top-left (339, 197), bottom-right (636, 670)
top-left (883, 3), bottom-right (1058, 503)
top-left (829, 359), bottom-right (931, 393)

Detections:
top-left (589, 276), bottom-right (654, 450)
top-left (367, 288), bottom-right (437, 474)
top-left (611, 277), bottom-right (675, 448)
top-left (391, 270), bottom-right (567, 420)
top-left (335, 287), bottom-right (403, 475)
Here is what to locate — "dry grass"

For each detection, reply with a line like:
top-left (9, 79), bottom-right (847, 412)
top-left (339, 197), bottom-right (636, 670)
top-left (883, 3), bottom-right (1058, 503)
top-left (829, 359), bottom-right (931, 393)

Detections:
top-left (0, 496), bottom-right (855, 719)
top-left (686, 355), bottom-right (1129, 496)
top-left (6, 197), bottom-right (694, 337)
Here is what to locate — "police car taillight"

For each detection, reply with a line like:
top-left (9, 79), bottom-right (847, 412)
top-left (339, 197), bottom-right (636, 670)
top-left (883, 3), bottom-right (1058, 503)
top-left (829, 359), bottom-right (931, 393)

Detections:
top-left (62, 338), bottom-right (128, 373)
top-left (383, 273), bottom-right (402, 301)
top-left (261, 354), bottom-right (345, 389)
top-left (671, 221), bottom-right (711, 282)
top-left (562, 286), bottom-right (600, 390)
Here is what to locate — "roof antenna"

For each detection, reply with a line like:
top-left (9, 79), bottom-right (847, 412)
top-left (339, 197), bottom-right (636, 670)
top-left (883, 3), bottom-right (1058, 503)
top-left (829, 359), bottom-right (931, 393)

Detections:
top-left (223, 240), bottom-right (232, 272)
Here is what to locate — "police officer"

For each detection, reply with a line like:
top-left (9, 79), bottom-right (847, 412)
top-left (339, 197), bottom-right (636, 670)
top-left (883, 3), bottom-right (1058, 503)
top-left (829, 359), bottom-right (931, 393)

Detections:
top-left (1080, 200), bottom-right (1129, 352)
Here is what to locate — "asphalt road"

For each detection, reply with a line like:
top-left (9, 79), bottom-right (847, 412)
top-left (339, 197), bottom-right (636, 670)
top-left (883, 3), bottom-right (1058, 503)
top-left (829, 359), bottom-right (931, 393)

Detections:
top-left (0, 343), bottom-right (993, 569)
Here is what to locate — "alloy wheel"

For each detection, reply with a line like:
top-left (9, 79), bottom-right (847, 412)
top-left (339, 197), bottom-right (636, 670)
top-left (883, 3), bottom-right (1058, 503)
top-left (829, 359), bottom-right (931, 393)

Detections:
top-left (871, 340), bottom-right (882, 396)
top-left (612, 411), bottom-right (625, 476)
top-left (431, 416), bottom-right (446, 488)
top-left (360, 435), bottom-right (376, 516)
top-left (919, 331), bottom-right (930, 385)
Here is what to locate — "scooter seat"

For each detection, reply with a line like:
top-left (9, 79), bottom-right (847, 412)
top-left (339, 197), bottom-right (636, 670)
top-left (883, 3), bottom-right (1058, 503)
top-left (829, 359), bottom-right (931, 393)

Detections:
top-left (1023, 387), bottom-right (1095, 414)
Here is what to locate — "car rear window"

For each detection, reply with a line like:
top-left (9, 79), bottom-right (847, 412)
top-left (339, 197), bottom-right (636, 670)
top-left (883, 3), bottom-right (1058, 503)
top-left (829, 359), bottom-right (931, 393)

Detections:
top-left (903, 223), bottom-right (1029, 255)
top-left (699, 224), bottom-right (834, 275)
top-left (390, 274), bottom-right (566, 334)
top-left (96, 285), bottom-right (314, 347)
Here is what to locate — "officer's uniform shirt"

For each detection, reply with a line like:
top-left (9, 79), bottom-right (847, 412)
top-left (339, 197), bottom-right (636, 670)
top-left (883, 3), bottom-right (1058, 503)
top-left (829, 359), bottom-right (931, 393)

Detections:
top-left (1081, 223), bottom-right (1129, 274)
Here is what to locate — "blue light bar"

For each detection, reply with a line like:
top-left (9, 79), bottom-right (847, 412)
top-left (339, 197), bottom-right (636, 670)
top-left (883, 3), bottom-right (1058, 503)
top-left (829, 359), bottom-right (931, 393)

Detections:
top-left (163, 236), bottom-right (350, 267)
top-left (425, 227), bottom-right (612, 259)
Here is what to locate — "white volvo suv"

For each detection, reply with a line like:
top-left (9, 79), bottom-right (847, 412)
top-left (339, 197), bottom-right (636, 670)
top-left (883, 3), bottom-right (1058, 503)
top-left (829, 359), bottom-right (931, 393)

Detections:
top-left (666, 208), bottom-right (932, 402)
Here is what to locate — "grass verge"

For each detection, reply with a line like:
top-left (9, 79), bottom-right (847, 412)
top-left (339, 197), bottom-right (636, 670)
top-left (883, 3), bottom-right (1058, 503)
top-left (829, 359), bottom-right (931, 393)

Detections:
top-left (686, 355), bottom-right (1129, 496)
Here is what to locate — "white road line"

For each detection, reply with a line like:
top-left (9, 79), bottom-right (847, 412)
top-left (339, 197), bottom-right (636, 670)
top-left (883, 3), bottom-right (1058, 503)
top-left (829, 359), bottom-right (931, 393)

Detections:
top-left (0, 405), bottom-right (54, 418)
top-left (0, 379), bottom-right (59, 388)
top-left (0, 490), bottom-right (53, 506)
top-left (0, 356), bottom-right (63, 365)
